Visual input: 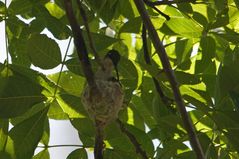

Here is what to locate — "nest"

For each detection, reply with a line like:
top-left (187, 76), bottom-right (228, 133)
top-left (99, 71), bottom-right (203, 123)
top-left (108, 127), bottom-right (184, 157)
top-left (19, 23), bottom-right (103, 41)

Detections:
top-left (81, 80), bottom-right (124, 127)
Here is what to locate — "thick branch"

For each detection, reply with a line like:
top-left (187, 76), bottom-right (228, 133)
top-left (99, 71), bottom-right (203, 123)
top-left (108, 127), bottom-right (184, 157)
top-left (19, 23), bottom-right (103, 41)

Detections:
top-left (116, 119), bottom-right (148, 159)
top-left (94, 123), bottom-right (104, 159)
top-left (64, 0), bottom-right (96, 88)
top-left (134, 0), bottom-right (205, 159)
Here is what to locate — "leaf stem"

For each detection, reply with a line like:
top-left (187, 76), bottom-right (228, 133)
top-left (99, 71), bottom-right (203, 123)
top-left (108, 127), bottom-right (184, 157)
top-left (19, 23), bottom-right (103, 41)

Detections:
top-left (38, 144), bottom-right (86, 148)
top-left (53, 37), bottom-right (72, 97)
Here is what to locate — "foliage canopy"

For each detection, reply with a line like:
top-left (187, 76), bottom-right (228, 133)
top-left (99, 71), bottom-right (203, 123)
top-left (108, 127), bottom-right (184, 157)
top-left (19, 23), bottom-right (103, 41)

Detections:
top-left (1, 0), bottom-right (239, 158)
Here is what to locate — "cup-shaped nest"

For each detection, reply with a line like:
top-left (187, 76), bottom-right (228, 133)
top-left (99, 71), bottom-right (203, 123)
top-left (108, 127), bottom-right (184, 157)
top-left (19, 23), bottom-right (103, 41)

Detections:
top-left (81, 80), bottom-right (124, 127)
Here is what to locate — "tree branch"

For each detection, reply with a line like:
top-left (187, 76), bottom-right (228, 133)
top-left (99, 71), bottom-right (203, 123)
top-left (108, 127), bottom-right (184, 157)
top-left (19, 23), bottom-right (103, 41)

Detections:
top-left (76, 0), bottom-right (103, 68)
top-left (134, 1), bottom-right (205, 159)
top-left (116, 119), bottom-right (148, 159)
top-left (143, 0), bottom-right (196, 6)
top-left (94, 123), bottom-right (104, 159)
top-left (64, 0), bottom-right (96, 88)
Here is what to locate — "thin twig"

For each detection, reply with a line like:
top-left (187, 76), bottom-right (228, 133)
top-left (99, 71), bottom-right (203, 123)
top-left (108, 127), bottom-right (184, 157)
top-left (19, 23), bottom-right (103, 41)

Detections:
top-left (53, 37), bottom-right (72, 97)
top-left (116, 119), bottom-right (148, 159)
top-left (76, 0), bottom-right (103, 68)
top-left (37, 144), bottom-right (86, 148)
top-left (64, 0), bottom-right (96, 89)
top-left (151, 6), bottom-right (170, 20)
top-left (4, 0), bottom-right (9, 75)
top-left (142, 25), bottom-right (173, 106)
top-left (144, 0), bottom-right (196, 6)
top-left (133, 0), bottom-right (205, 159)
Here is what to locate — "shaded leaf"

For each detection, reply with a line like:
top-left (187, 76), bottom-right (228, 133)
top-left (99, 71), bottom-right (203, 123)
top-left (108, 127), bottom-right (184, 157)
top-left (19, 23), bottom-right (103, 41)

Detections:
top-left (5, 107), bottom-right (49, 159)
top-left (67, 148), bottom-right (87, 159)
top-left (26, 34), bottom-right (62, 69)
top-left (0, 67), bottom-right (46, 118)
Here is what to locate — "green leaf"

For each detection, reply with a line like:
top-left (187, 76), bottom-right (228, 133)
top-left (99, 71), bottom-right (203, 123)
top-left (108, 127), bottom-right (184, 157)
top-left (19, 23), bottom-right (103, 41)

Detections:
top-left (9, 37), bottom-right (31, 67)
top-left (33, 149), bottom-right (50, 159)
top-left (66, 148), bottom-right (87, 159)
top-left (56, 94), bottom-right (88, 118)
top-left (45, 2), bottom-right (65, 19)
top-left (71, 118), bottom-right (95, 146)
top-left (166, 17), bottom-right (203, 38)
top-left (0, 119), bottom-right (8, 151)
top-left (124, 124), bottom-right (154, 157)
top-left (175, 39), bottom-right (193, 64)
top-left (234, 0), bottom-right (239, 9)
top-left (211, 111), bottom-right (239, 152)
top-left (48, 99), bottom-right (68, 120)
top-left (26, 34), bottom-right (62, 69)
top-left (6, 16), bottom-right (28, 39)
top-left (9, 64), bottom-right (56, 94)
top-left (229, 91), bottom-right (239, 111)
top-left (120, 17), bottom-right (142, 33)
top-left (104, 149), bottom-right (139, 159)
top-left (215, 27), bottom-right (239, 44)
top-left (0, 67), bottom-right (46, 118)
top-left (48, 71), bottom-right (85, 97)
top-left (8, 0), bottom-right (33, 15)
top-left (83, 32), bottom-right (120, 52)
top-left (118, 57), bottom-right (138, 102)
top-left (5, 107), bottom-right (49, 159)
top-left (118, 0), bottom-right (136, 19)
top-left (192, 12), bottom-right (208, 27)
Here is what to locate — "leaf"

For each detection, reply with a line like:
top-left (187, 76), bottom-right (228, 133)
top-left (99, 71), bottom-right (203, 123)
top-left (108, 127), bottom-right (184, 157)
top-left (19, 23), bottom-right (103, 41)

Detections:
top-left (124, 124), bottom-right (154, 157)
top-left (104, 149), bottom-right (139, 159)
top-left (120, 17), bottom-right (142, 33)
top-left (48, 71), bottom-right (85, 97)
top-left (0, 67), bottom-right (46, 118)
top-left (229, 91), bottom-right (239, 111)
top-left (192, 12), bottom-right (208, 27)
top-left (211, 111), bottom-right (239, 152)
top-left (66, 148), bottom-right (87, 159)
top-left (118, 57), bottom-right (138, 102)
top-left (8, 0), bottom-right (33, 15)
top-left (0, 119), bottom-right (8, 151)
top-left (175, 39), bottom-right (193, 64)
top-left (56, 94), bottom-right (88, 118)
top-left (33, 149), bottom-right (50, 159)
top-left (71, 118), bottom-right (95, 146)
top-left (234, 0), bottom-right (239, 9)
top-left (9, 64), bottom-right (56, 94)
top-left (48, 99), bottom-right (68, 120)
top-left (166, 17), bottom-right (203, 38)
top-left (45, 2), bottom-right (65, 19)
top-left (82, 31), bottom-right (120, 52)
top-left (9, 37), bottom-right (31, 67)
top-left (5, 107), bottom-right (49, 159)
top-left (26, 34), bottom-right (62, 69)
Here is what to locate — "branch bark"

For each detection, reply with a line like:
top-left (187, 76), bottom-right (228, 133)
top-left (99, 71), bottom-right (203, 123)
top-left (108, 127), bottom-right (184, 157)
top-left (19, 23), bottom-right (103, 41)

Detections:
top-left (64, 0), bottom-right (96, 88)
top-left (116, 119), bottom-right (148, 159)
top-left (76, 0), bottom-right (102, 68)
top-left (134, 0), bottom-right (205, 159)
